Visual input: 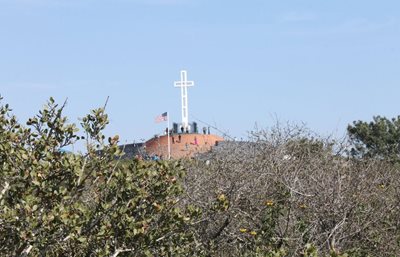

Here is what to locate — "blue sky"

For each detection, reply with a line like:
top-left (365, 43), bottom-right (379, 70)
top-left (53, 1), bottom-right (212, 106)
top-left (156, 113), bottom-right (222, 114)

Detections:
top-left (1, 0), bottom-right (399, 145)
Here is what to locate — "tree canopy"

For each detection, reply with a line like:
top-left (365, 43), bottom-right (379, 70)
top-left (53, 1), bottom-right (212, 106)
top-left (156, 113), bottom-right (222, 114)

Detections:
top-left (347, 116), bottom-right (400, 162)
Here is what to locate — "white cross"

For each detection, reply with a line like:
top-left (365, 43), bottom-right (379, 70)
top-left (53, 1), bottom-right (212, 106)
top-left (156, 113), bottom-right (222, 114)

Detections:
top-left (174, 70), bottom-right (194, 131)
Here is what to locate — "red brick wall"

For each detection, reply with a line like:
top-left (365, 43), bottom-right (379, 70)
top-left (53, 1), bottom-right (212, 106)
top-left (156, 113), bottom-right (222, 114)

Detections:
top-left (145, 133), bottom-right (224, 159)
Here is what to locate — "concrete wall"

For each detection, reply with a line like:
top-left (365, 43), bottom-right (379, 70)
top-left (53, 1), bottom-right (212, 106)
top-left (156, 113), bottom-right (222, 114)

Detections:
top-left (118, 143), bottom-right (145, 159)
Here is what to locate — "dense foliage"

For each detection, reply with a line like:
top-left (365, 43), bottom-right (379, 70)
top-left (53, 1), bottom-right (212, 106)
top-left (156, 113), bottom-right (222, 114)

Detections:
top-left (0, 98), bottom-right (198, 256)
top-left (348, 116), bottom-right (400, 162)
top-left (1, 98), bottom-right (400, 256)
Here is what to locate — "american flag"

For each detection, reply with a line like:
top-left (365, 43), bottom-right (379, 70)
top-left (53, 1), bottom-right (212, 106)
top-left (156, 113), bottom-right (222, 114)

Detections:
top-left (155, 112), bottom-right (168, 123)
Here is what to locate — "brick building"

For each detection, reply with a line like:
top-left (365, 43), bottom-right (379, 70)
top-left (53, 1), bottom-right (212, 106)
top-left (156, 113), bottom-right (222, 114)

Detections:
top-left (145, 132), bottom-right (224, 159)
top-left (120, 70), bottom-right (225, 159)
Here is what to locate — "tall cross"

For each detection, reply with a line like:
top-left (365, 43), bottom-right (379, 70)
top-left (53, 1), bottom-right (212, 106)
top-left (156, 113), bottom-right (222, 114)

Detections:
top-left (174, 70), bottom-right (194, 131)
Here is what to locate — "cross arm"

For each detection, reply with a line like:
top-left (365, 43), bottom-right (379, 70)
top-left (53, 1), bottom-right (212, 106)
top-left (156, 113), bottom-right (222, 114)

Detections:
top-left (174, 81), bottom-right (195, 87)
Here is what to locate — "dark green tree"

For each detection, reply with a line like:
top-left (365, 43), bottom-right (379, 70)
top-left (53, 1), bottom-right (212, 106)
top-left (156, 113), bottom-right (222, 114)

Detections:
top-left (347, 116), bottom-right (400, 162)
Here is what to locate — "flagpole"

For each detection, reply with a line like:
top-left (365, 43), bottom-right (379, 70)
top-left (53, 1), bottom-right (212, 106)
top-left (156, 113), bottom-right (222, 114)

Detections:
top-left (167, 112), bottom-right (171, 160)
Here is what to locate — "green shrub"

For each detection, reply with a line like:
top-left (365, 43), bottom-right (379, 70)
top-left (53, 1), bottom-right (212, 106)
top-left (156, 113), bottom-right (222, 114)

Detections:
top-left (0, 97), bottom-right (199, 256)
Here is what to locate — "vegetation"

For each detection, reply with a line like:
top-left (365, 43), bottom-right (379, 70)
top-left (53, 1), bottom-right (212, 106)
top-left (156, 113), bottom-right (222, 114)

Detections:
top-left (184, 125), bottom-right (400, 256)
top-left (1, 97), bottom-right (400, 256)
top-left (348, 116), bottom-right (400, 162)
top-left (0, 98), bottom-right (198, 256)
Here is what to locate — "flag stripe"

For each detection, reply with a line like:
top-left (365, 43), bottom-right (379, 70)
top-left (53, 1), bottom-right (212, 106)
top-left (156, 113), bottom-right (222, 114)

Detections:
top-left (155, 112), bottom-right (168, 123)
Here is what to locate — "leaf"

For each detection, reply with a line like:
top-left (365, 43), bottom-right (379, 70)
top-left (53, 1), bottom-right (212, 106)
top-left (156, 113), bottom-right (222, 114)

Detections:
top-left (77, 237), bottom-right (87, 243)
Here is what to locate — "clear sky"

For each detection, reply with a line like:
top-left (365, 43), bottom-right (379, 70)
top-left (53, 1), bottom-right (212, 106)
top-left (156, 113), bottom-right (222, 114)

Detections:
top-left (1, 0), bottom-right (399, 145)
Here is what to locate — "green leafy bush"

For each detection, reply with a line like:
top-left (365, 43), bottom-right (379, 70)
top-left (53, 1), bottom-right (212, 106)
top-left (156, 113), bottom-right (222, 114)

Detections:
top-left (0, 97), bottom-right (198, 256)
